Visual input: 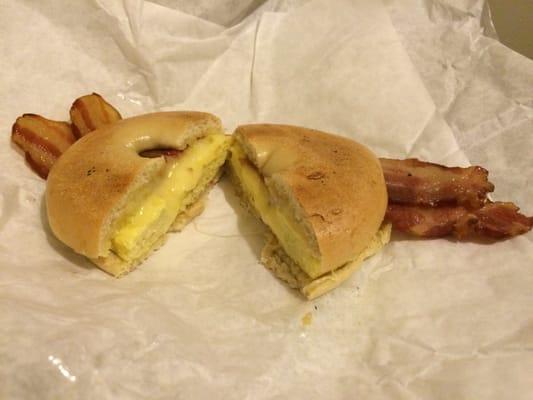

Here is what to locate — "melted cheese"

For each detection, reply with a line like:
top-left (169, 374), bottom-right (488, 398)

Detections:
top-left (112, 133), bottom-right (231, 262)
top-left (228, 143), bottom-right (321, 277)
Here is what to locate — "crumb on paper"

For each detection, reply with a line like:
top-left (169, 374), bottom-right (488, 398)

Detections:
top-left (301, 312), bottom-right (313, 327)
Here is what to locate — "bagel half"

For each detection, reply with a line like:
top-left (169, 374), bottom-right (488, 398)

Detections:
top-left (227, 124), bottom-right (390, 299)
top-left (46, 112), bottom-right (232, 276)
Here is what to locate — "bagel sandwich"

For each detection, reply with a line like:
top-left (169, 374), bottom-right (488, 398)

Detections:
top-left (227, 124), bottom-right (390, 299)
top-left (46, 112), bottom-right (232, 276)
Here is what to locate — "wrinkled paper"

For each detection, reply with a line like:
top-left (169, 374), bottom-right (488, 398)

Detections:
top-left (1, 0), bottom-right (532, 399)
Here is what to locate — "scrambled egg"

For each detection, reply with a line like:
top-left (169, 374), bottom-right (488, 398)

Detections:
top-left (228, 143), bottom-right (322, 278)
top-left (112, 133), bottom-right (231, 262)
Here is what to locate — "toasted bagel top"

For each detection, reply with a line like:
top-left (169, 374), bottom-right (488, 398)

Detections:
top-left (234, 124), bottom-right (387, 276)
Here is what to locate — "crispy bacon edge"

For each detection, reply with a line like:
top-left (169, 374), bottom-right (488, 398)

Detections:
top-left (69, 93), bottom-right (122, 138)
top-left (380, 157), bottom-right (494, 209)
top-left (386, 202), bottom-right (533, 240)
top-left (455, 202), bottom-right (533, 239)
top-left (11, 114), bottom-right (76, 179)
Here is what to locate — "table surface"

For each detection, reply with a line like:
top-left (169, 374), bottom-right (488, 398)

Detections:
top-left (488, 0), bottom-right (533, 60)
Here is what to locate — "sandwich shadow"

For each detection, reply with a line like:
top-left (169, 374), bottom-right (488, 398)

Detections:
top-left (40, 196), bottom-right (95, 271)
top-left (217, 175), bottom-right (265, 259)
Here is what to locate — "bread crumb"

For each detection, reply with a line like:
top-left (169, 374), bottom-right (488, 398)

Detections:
top-left (301, 312), bottom-right (313, 327)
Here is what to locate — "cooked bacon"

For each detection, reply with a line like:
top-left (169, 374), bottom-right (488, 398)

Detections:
top-left (380, 158), bottom-right (494, 208)
top-left (69, 92), bottom-right (122, 138)
top-left (385, 203), bottom-right (468, 237)
top-left (386, 202), bottom-right (533, 239)
top-left (11, 114), bottom-right (76, 178)
top-left (455, 202), bottom-right (533, 239)
top-left (11, 93), bottom-right (123, 179)
top-left (139, 148), bottom-right (183, 158)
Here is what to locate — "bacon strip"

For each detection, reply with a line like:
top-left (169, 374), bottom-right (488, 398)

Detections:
top-left (69, 93), bottom-right (122, 138)
top-left (12, 93), bottom-right (123, 179)
top-left (11, 114), bottom-right (76, 178)
top-left (455, 202), bottom-right (533, 239)
top-left (385, 204), bottom-right (468, 237)
top-left (386, 202), bottom-right (533, 239)
top-left (380, 158), bottom-right (494, 208)
top-left (139, 148), bottom-right (183, 158)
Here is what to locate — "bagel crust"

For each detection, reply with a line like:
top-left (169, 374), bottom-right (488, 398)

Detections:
top-left (234, 124), bottom-right (388, 277)
top-left (46, 112), bottom-right (222, 260)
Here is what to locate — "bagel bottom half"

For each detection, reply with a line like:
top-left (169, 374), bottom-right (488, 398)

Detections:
top-left (226, 124), bottom-right (390, 300)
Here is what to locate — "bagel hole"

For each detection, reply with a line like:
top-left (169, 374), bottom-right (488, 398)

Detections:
top-left (139, 148), bottom-right (183, 158)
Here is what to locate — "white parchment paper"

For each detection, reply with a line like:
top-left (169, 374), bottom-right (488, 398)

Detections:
top-left (1, 1), bottom-right (532, 399)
